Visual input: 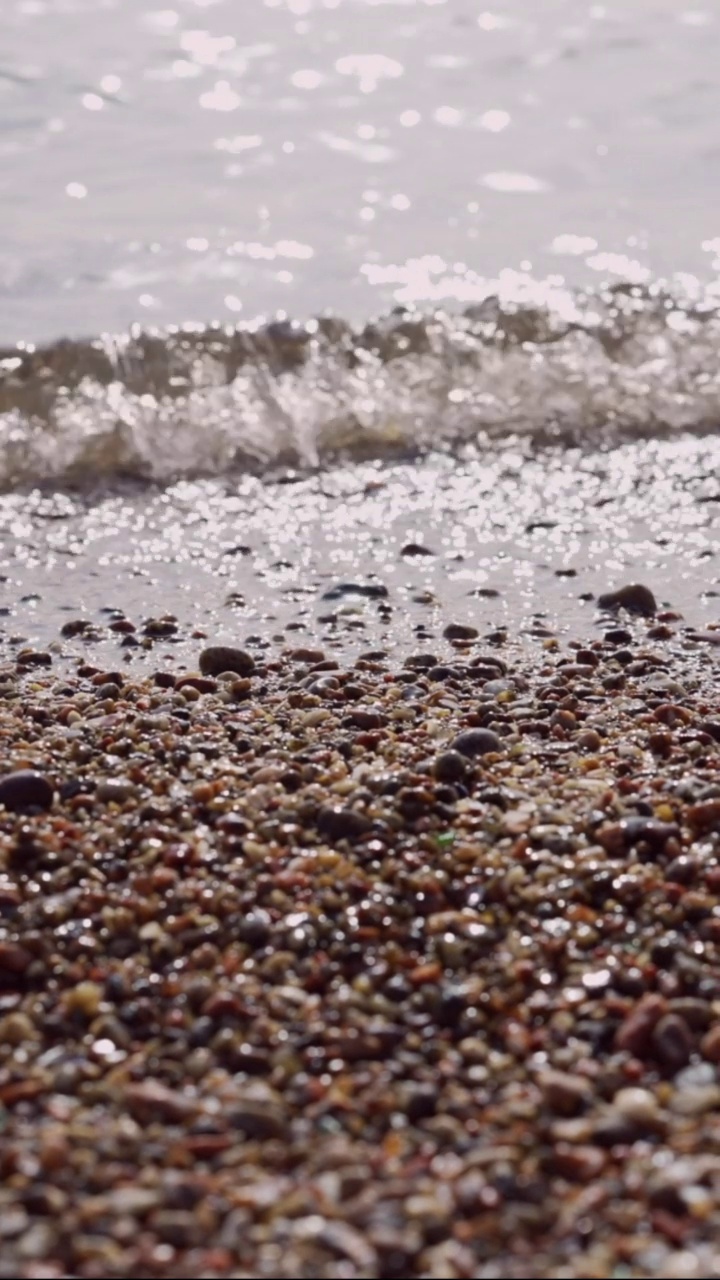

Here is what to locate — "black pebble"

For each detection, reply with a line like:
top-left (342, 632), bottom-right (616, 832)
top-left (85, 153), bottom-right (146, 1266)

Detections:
top-left (451, 729), bottom-right (502, 758)
top-left (0, 771), bottom-right (54, 813)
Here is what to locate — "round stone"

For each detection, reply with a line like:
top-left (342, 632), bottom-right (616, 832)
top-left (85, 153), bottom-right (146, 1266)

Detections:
top-left (0, 771), bottom-right (54, 813)
top-left (597, 583), bottom-right (657, 617)
top-left (450, 729), bottom-right (502, 758)
top-left (199, 646), bottom-right (255, 677)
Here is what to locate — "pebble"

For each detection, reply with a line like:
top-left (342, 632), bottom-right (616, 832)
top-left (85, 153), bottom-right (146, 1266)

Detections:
top-left (321, 582), bottom-right (389, 601)
top-left (450, 728), bottom-right (502, 757)
top-left (611, 1086), bottom-right (661, 1125)
top-left (198, 645), bottom-right (255, 677)
top-left (597, 582), bottom-right (657, 616)
top-left (0, 770), bottom-right (54, 813)
top-left (401, 542), bottom-right (435, 556)
top-left (652, 1014), bottom-right (695, 1075)
top-left (95, 778), bottom-right (138, 804)
top-left (316, 805), bottom-right (374, 841)
top-left (538, 1069), bottom-right (592, 1116)
top-left (443, 623), bottom-right (479, 641)
top-left (432, 750), bottom-right (468, 783)
top-left (0, 630), bottom-right (717, 1279)
top-left (616, 994), bottom-right (668, 1056)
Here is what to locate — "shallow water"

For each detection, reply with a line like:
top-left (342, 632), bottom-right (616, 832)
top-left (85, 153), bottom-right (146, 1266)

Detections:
top-left (3, 0), bottom-right (720, 340)
top-left (1, 436), bottom-right (718, 673)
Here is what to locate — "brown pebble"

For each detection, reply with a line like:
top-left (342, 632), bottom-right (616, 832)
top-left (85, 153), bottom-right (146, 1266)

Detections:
top-left (175, 675), bottom-right (218, 694)
top-left (0, 771), bottom-right (54, 813)
top-left (60, 619), bottom-right (94, 638)
top-left (16, 649), bottom-right (52, 668)
top-left (615, 993), bottom-right (667, 1056)
top-left (199, 646), bottom-right (255, 677)
top-left (596, 817), bottom-right (679, 855)
top-left (538, 1069), bottom-right (592, 1116)
top-left (227, 1098), bottom-right (287, 1139)
top-left (651, 1013), bottom-right (694, 1074)
top-left (700, 1025), bottom-right (720, 1062)
top-left (124, 1081), bottom-right (202, 1124)
top-left (597, 583), bottom-right (657, 617)
top-left (316, 806), bottom-right (374, 842)
top-left (0, 941), bottom-right (33, 974)
top-left (444, 623), bottom-right (479, 641)
top-left (686, 800), bottom-right (720, 835)
top-left (286, 647), bottom-right (326, 664)
top-left (344, 709), bottom-right (385, 729)
top-left (543, 1143), bottom-right (605, 1182)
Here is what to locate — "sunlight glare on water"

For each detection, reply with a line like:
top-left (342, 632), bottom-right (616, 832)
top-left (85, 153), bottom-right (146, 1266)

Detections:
top-left (2, 0), bottom-right (720, 341)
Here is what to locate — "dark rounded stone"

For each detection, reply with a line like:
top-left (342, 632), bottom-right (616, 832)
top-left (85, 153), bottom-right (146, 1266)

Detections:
top-left (60, 618), bottom-right (94, 638)
top-left (199, 646), bottom-right (255, 677)
top-left (403, 654), bottom-right (438, 670)
top-left (444, 622), bottom-right (479, 641)
top-left (401, 542), bottom-right (435, 557)
top-left (598, 583), bottom-right (657, 617)
top-left (450, 728), bottom-right (502, 758)
top-left (427, 665), bottom-right (461, 683)
top-left (237, 910), bottom-right (271, 948)
top-left (321, 582), bottom-right (388, 601)
top-left (651, 1013), bottom-right (694, 1075)
top-left (433, 750), bottom-right (468, 783)
top-left (469, 654), bottom-right (507, 674)
top-left (0, 771), bottom-right (54, 813)
top-left (143, 618), bottom-right (178, 638)
top-left (316, 806), bottom-right (374, 842)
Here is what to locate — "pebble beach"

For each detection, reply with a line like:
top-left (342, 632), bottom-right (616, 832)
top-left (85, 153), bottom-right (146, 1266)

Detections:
top-left (4, 1), bottom-right (720, 1275)
top-left (1, 609), bottom-right (720, 1279)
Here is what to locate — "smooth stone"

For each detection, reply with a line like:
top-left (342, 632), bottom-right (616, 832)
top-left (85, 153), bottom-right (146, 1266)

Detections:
top-left (401, 542), bottom-right (435, 556)
top-left (95, 779), bottom-right (138, 804)
top-left (321, 582), bottom-right (389, 601)
top-left (444, 623), bottom-right (479, 641)
top-left (433, 750), bottom-right (468, 783)
top-left (199, 646), bottom-right (255, 677)
top-left (597, 583), bottom-right (657, 617)
top-left (316, 806), bottom-right (374, 842)
top-left (0, 771), bottom-right (54, 813)
top-left (450, 728), bottom-right (501, 758)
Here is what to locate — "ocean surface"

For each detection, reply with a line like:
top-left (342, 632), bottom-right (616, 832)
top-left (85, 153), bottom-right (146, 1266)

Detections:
top-left (1, 0), bottom-right (718, 663)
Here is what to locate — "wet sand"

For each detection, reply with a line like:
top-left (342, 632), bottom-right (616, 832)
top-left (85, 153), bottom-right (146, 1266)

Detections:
top-left (0, 613), bottom-right (719, 1279)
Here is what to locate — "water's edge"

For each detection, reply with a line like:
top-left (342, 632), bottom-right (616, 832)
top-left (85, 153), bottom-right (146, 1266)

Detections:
top-left (1, 281), bottom-right (719, 489)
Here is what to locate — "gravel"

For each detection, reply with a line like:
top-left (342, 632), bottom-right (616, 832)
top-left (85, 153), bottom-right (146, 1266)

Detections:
top-left (0, 628), bottom-right (719, 1278)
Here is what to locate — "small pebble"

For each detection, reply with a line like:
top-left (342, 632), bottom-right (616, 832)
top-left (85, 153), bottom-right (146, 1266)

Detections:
top-left (199, 646), bottom-right (255, 677)
top-left (450, 728), bottom-right (501, 758)
top-left (597, 582), bottom-right (657, 617)
top-left (0, 771), bottom-right (54, 813)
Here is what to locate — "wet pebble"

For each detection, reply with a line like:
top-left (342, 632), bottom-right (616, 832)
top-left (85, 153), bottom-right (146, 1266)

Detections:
top-left (316, 806), bottom-right (374, 842)
top-left (598, 582), bottom-right (657, 617)
top-left (450, 728), bottom-right (501, 758)
top-left (199, 645), bottom-right (255, 677)
top-left (0, 771), bottom-right (54, 813)
top-left (432, 750), bottom-right (468, 783)
top-left (443, 623), bottom-right (479, 641)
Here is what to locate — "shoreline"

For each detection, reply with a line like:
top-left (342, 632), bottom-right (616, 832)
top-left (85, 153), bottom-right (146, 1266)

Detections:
top-left (1, 622), bottom-right (719, 1278)
top-left (1, 435), bottom-right (718, 671)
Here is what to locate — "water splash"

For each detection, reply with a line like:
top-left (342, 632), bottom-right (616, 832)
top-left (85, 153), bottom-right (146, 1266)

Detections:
top-left (1, 280), bottom-right (719, 489)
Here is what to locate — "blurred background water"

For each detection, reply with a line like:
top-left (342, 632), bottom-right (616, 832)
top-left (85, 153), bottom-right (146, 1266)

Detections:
top-left (3, 0), bottom-right (720, 344)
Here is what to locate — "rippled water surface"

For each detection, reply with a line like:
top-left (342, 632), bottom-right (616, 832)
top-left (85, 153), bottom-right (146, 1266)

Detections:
top-left (4, 0), bottom-right (720, 340)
